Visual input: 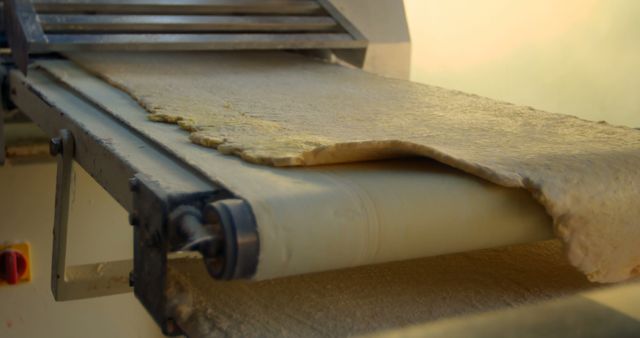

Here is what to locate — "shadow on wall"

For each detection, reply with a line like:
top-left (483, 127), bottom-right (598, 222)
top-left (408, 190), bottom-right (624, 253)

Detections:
top-left (406, 0), bottom-right (640, 127)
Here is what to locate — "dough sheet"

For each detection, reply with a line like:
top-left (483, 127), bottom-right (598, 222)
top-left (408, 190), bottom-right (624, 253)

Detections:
top-left (61, 51), bottom-right (640, 282)
top-left (31, 61), bottom-right (553, 281)
top-left (166, 240), bottom-right (598, 338)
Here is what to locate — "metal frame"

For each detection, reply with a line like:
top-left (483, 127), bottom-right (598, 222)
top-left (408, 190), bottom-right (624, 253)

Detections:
top-left (0, 56), bottom-right (13, 165)
top-left (4, 0), bottom-right (46, 73)
top-left (3, 0), bottom-right (368, 73)
top-left (31, 0), bottom-right (325, 15)
top-left (7, 65), bottom-right (259, 335)
top-left (316, 0), bottom-right (366, 68)
top-left (49, 129), bottom-right (133, 300)
top-left (0, 104), bottom-right (4, 165)
top-left (0, 2), bottom-right (366, 333)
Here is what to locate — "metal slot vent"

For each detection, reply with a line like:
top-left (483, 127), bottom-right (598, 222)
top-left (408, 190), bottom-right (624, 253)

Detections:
top-left (4, 0), bottom-right (367, 73)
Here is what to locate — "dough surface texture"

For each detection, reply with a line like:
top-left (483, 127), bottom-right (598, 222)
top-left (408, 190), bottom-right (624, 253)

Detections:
top-left (166, 241), bottom-right (597, 338)
top-left (65, 51), bottom-right (640, 283)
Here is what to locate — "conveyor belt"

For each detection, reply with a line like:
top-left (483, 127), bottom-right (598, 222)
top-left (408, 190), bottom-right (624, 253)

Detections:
top-left (16, 59), bottom-right (553, 280)
top-left (63, 51), bottom-right (640, 285)
top-left (5, 53), bottom-right (563, 335)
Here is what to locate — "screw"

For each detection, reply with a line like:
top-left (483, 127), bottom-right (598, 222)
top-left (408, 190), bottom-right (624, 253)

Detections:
top-left (128, 212), bottom-right (139, 227)
top-left (129, 177), bottom-right (140, 192)
top-left (49, 137), bottom-right (62, 156)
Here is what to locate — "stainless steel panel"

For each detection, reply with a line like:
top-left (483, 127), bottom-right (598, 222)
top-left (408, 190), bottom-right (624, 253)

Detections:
top-left (40, 14), bottom-right (339, 33)
top-left (4, 0), bottom-right (367, 73)
top-left (40, 32), bottom-right (364, 51)
top-left (33, 0), bottom-right (323, 15)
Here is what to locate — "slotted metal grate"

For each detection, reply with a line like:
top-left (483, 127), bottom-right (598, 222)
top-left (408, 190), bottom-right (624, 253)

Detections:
top-left (3, 0), bottom-right (367, 73)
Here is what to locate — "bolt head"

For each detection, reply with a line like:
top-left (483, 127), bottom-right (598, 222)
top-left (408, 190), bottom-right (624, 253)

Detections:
top-left (49, 137), bottom-right (62, 156)
top-left (129, 177), bottom-right (140, 192)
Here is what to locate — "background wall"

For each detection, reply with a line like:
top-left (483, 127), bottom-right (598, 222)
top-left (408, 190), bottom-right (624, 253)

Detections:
top-left (405, 0), bottom-right (640, 128)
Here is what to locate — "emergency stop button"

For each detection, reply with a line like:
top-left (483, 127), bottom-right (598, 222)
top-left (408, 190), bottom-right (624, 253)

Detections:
top-left (0, 250), bottom-right (27, 284)
top-left (0, 243), bottom-right (31, 286)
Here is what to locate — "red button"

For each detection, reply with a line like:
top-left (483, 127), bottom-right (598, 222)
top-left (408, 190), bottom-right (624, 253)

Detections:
top-left (0, 250), bottom-right (27, 285)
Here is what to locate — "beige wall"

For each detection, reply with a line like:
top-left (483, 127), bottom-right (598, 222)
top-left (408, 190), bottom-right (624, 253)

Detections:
top-left (406, 0), bottom-right (640, 128)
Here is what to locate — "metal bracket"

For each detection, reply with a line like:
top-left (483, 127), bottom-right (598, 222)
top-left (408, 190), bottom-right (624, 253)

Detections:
top-left (130, 173), bottom-right (178, 335)
top-left (0, 63), bottom-right (9, 165)
top-left (4, 0), bottom-right (47, 74)
top-left (316, 0), bottom-right (368, 68)
top-left (131, 174), bottom-right (259, 336)
top-left (50, 129), bottom-right (132, 301)
top-left (0, 105), bottom-right (4, 165)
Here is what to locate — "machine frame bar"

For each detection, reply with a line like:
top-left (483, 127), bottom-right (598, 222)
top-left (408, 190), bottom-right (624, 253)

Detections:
top-left (8, 65), bottom-right (259, 335)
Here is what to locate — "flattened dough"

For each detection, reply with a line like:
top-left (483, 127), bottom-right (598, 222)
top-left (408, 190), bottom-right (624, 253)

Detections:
top-left (64, 51), bottom-right (640, 283)
top-left (166, 241), bottom-right (597, 338)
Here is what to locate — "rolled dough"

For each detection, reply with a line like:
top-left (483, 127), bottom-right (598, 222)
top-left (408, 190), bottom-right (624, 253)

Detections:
top-left (63, 51), bottom-right (640, 283)
top-left (23, 61), bottom-right (558, 280)
top-left (166, 240), bottom-right (598, 338)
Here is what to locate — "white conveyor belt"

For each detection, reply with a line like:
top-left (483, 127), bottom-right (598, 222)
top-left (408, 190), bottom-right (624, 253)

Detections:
top-left (34, 60), bottom-right (553, 279)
